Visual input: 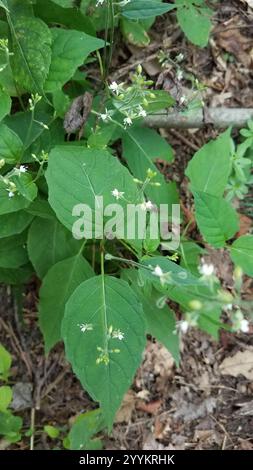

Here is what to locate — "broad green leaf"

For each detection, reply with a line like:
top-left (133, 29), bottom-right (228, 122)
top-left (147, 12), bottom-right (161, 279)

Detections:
top-left (44, 28), bottom-right (104, 92)
top-left (4, 101), bottom-right (54, 151)
top-left (230, 235), bottom-right (253, 277)
top-left (68, 409), bottom-right (104, 450)
top-left (26, 198), bottom-right (55, 220)
top-left (35, 0), bottom-right (95, 35)
top-left (39, 254), bottom-right (94, 352)
top-left (121, 1), bottom-right (176, 19)
top-left (0, 181), bottom-right (31, 216)
top-left (141, 256), bottom-right (203, 289)
top-left (62, 275), bottom-right (146, 428)
top-left (121, 18), bottom-right (150, 47)
top-left (0, 233), bottom-right (28, 268)
top-left (186, 130), bottom-right (232, 197)
top-left (28, 217), bottom-right (83, 279)
top-left (0, 263), bottom-right (32, 285)
top-left (0, 411), bottom-right (22, 438)
top-left (43, 425), bottom-right (60, 439)
top-left (0, 124), bottom-right (23, 164)
top-left (0, 344), bottom-right (11, 381)
top-left (0, 386), bottom-right (12, 412)
top-left (51, 0), bottom-right (73, 7)
top-left (0, 90), bottom-right (11, 122)
top-left (123, 269), bottom-right (179, 364)
top-left (179, 240), bottom-right (204, 276)
top-left (144, 90), bottom-right (175, 112)
top-left (9, 16), bottom-right (52, 93)
top-left (194, 191), bottom-right (239, 248)
top-left (122, 126), bottom-right (178, 207)
top-left (175, 0), bottom-right (213, 47)
top-left (10, 173), bottom-right (38, 203)
top-left (46, 145), bottom-right (139, 234)
top-left (0, 211), bottom-right (33, 238)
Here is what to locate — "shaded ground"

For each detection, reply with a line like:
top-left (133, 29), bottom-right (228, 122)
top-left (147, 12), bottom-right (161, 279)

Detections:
top-left (0, 0), bottom-right (253, 451)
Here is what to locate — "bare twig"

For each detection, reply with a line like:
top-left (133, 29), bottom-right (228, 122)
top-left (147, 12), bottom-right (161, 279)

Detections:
top-left (144, 107), bottom-right (253, 129)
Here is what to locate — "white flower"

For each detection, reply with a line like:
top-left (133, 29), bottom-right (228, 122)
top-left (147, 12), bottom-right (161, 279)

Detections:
top-left (240, 319), bottom-right (249, 333)
top-left (199, 263), bottom-right (215, 277)
top-left (179, 95), bottom-right (186, 105)
top-left (79, 323), bottom-right (93, 333)
top-left (176, 53), bottom-right (184, 63)
top-left (100, 108), bottom-right (111, 122)
top-left (96, 0), bottom-right (105, 6)
top-left (19, 165), bottom-right (27, 174)
top-left (8, 191), bottom-right (15, 198)
top-left (112, 329), bottom-right (124, 341)
top-left (109, 81), bottom-right (120, 94)
top-left (176, 69), bottom-right (183, 81)
top-left (140, 200), bottom-right (153, 211)
top-left (123, 116), bottom-right (132, 128)
top-left (180, 320), bottom-right (189, 334)
top-left (138, 106), bottom-right (147, 118)
top-left (111, 188), bottom-right (124, 200)
top-left (153, 265), bottom-right (164, 278)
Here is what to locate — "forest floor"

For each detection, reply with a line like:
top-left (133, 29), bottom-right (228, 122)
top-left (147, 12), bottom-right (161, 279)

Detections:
top-left (0, 0), bottom-right (253, 451)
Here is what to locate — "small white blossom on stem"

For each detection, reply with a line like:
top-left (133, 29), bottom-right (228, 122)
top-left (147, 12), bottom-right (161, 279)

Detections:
top-left (112, 329), bottom-right (124, 341)
top-left (199, 262), bottom-right (215, 277)
top-left (152, 265), bottom-right (171, 286)
top-left (140, 200), bottom-right (153, 211)
top-left (78, 323), bottom-right (93, 333)
top-left (240, 319), bottom-right (249, 333)
top-left (19, 165), bottom-right (27, 174)
top-left (100, 108), bottom-right (111, 122)
top-left (176, 69), bottom-right (183, 81)
top-left (96, 0), bottom-right (105, 6)
top-left (8, 191), bottom-right (15, 198)
top-left (123, 116), bottom-right (132, 128)
top-left (111, 188), bottom-right (124, 200)
top-left (109, 81), bottom-right (120, 95)
top-left (179, 320), bottom-right (189, 334)
top-left (179, 95), bottom-right (187, 105)
top-left (138, 106), bottom-right (147, 118)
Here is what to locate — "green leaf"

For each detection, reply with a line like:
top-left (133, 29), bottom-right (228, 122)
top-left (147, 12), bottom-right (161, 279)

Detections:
top-left (121, 1), bottom-right (176, 19)
top-left (51, 0), bottom-right (73, 7)
top-left (62, 275), bottom-right (146, 428)
top-left (141, 256), bottom-right (203, 289)
top-left (35, 0), bottom-right (95, 36)
top-left (0, 89), bottom-right (11, 122)
top-left (230, 235), bottom-right (253, 277)
top-left (0, 233), bottom-right (28, 268)
top-left (44, 425), bottom-right (60, 439)
top-left (0, 386), bottom-right (12, 412)
top-left (186, 130), bottom-right (232, 197)
top-left (9, 16), bottom-right (52, 93)
top-left (0, 181), bottom-right (31, 216)
top-left (69, 409), bottom-right (104, 451)
top-left (11, 173), bottom-right (38, 202)
top-left (44, 28), bottom-right (104, 92)
top-left (179, 240), bottom-right (204, 276)
top-left (0, 263), bottom-right (32, 285)
top-left (46, 145), bottom-right (139, 234)
top-left (122, 126), bottom-right (178, 207)
top-left (39, 255), bottom-right (94, 352)
top-left (144, 90), bottom-right (175, 112)
top-left (121, 18), bottom-right (150, 47)
top-left (123, 269), bottom-right (179, 364)
top-left (27, 217), bottom-right (83, 279)
top-left (194, 191), bottom-right (239, 248)
top-left (0, 211), bottom-right (33, 238)
top-left (175, 0), bottom-right (213, 47)
top-left (0, 123), bottom-right (23, 164)
top-left (0, 411), bottom-right (22, 438)
top-left (0, 344), bottom-right (11, 381)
